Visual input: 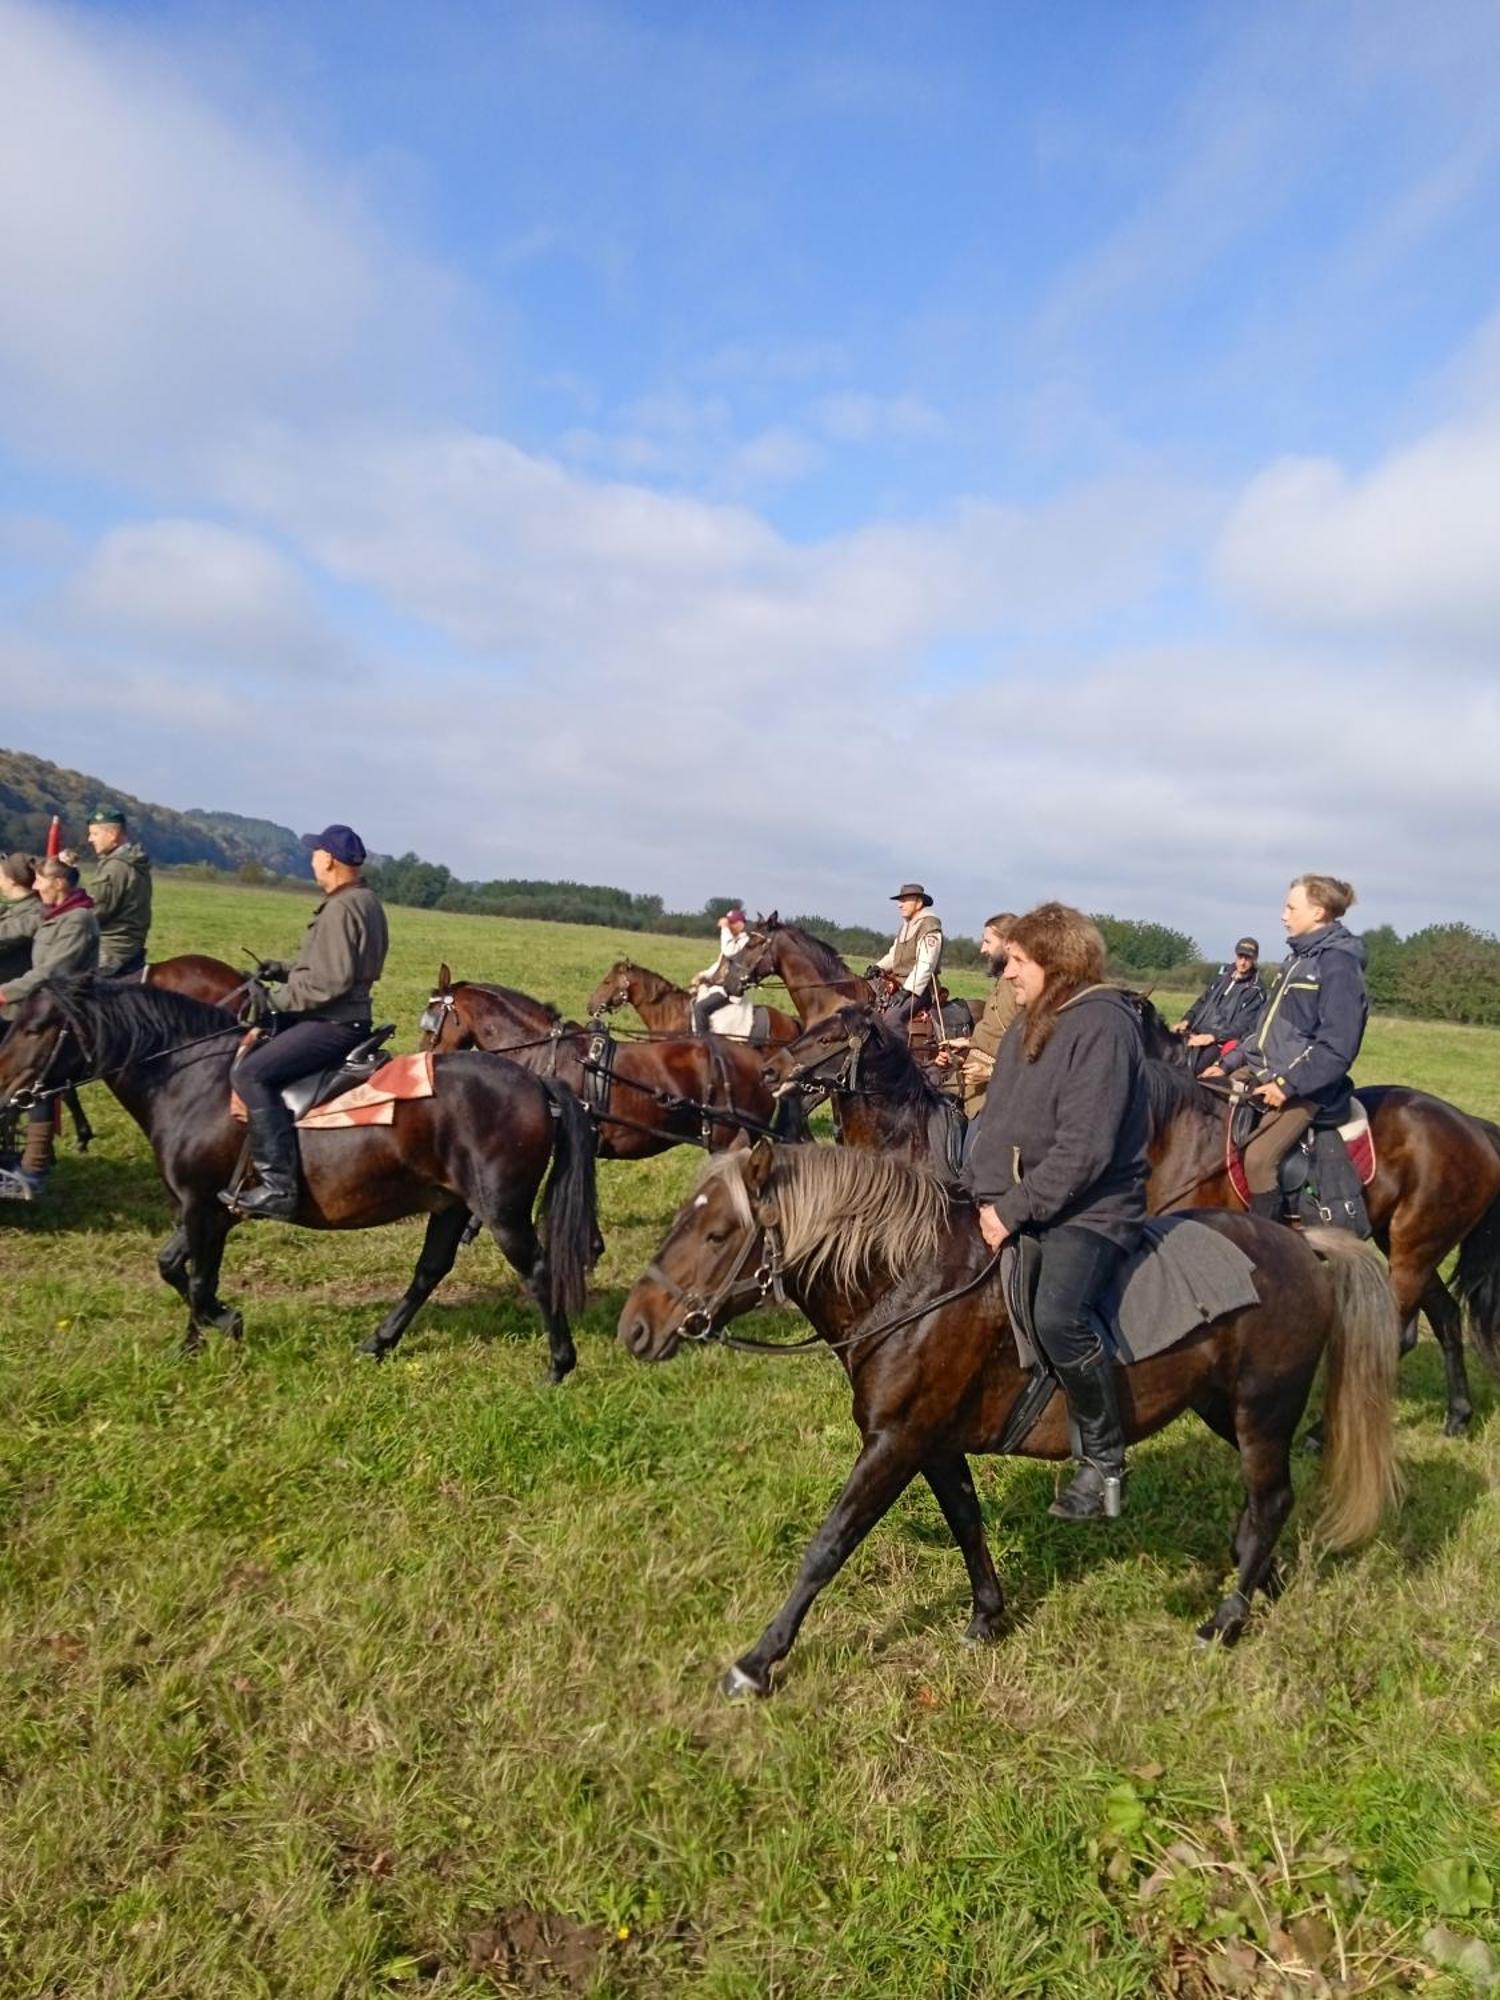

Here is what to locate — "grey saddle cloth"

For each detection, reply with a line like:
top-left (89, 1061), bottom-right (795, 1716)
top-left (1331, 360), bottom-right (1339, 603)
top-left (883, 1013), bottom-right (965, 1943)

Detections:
top-left (1004, 1215), bottom-right (1261, 1371)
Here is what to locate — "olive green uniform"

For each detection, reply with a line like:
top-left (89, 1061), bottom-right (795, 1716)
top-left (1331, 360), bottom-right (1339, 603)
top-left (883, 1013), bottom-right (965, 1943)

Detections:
top-left (89, 841), bottom-right (153, 975)
top-left (0, 893), bottom-right (43, 988)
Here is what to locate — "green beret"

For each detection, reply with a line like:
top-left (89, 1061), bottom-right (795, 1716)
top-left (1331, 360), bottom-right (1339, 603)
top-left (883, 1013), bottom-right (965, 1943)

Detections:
top-left (88, 804), bottom-right (127, 826)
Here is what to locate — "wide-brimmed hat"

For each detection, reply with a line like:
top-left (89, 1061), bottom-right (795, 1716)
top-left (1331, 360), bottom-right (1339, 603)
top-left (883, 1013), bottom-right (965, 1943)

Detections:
top-left (1234, 936), bottom-right (1260, 960)
top-left (891, 882), bottom-right (933, 906)
top-left (302, 824), bottom-right (367, 866)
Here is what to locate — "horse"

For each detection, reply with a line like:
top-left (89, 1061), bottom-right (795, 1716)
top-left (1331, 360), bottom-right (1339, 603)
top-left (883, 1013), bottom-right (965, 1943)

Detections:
top-left (0, 978), bottom-right (600, 1379)
top-left (761, 1002), bottom-right (954, 1160)
top-left (144, 954), bottom-right (251, 1007)
top-left (774, 992), bottom-right (1500, 1437)
top-left (419, 965), bottom-right (806, 1157)
top-left (584, 958), bottom-right (800, 1046)
top-left (619, 1141), bottom-right (1401, 1697)
top-left (730, 914), bottom-right (873, 1025)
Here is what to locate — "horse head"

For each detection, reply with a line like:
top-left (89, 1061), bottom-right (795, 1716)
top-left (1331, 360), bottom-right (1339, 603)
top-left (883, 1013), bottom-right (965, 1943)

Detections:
top-left (418, 963), bottom-right (468, 1052)
top-left (618, 1141), bottom-right (780, 1361)
top-left (586, 961), bottom-right (635, 1015)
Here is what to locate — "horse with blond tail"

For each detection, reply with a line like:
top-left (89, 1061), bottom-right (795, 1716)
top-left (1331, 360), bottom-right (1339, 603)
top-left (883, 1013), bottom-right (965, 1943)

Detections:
top-left (621, 1141), bottom-right (1402, 1697)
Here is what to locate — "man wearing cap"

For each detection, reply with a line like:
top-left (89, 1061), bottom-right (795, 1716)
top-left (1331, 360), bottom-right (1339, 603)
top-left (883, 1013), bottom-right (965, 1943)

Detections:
top-left (1172, 938), bottom-right (1266, 1075)
top-left (871, 883), bottom-right (945, 1030)
top-left (84, 806), bottom-right (153, 977)
top-left (225, 825), bottom-right (389, 1221)
top-left (689, 908), bottom-right (752, 1035)
top-left (0, 859), bottom-right (100, 1198)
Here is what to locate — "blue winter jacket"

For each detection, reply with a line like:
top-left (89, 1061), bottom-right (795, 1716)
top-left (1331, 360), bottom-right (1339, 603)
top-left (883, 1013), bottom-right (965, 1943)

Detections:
top-left (1221, 922), bottom-right (1368, 1110)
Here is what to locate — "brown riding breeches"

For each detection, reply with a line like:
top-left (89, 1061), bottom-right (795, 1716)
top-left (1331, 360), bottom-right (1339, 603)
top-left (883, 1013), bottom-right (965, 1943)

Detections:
top-left (1241, 1099), bottom-right (1316, 1195)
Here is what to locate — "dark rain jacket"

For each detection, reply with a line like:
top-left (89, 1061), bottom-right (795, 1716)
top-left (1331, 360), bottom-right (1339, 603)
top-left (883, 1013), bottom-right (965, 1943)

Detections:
top-left (90, 840), bottom-right (154, 973)
top-left (0, 892), bottom-right (43, 987)
top-left (963, 985), bottom-right (1149, 1251)
top-left (1221, 923), bottom-right (1368, 1112)
top-left (268, 880), bottom-right (389, 1024)
top-left (1184, 966), bottom-right (1267, 1047)
top-left (1, 891), bottom-right (100, 1012)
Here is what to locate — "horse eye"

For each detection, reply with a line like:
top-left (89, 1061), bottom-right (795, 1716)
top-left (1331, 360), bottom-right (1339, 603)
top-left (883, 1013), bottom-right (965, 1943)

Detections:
top-left (705, 1226), bottom-right (730, 1246)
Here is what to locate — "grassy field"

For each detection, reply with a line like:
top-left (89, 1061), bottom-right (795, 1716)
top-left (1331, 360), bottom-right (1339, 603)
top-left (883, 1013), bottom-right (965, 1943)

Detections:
top-left (3, 878), bottom-right (1500, 1998)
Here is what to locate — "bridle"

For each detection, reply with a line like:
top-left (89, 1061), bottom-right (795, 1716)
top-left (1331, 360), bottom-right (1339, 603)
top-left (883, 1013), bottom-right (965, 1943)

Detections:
top-left (769, 1020), bottom-right (870, 1100)
top-left (640, 1190), bottom-right (1003, 1359)
top-left (2, 1018), bottom-right (78, 1110)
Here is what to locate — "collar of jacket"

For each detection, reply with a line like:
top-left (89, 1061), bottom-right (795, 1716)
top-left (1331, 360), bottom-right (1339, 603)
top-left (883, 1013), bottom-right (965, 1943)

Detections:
top-left (45, 889), bottom-right (95, 921)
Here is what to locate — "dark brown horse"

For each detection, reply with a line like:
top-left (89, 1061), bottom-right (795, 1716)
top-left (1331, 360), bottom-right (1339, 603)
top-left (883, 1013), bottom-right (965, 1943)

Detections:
top-left (620, 1142), bottom-right (1401, 1696)
top-left (761, 1002), bottom-right (952, 1159)
top-left (419, 965), bottom-right (805, 1157)
top-left (584, 957), bottom-right (800, 1046)
top-left (731, 914), bottom-right (873, 1025)
top-left (0, 978), bottom-right (600, 1379)
top-left (779, 993), bottom-right (1500, 1437)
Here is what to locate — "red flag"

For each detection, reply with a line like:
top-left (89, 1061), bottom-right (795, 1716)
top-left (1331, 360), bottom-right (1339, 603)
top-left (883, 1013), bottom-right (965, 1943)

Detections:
top-left (46, 815), bottom-right (62, 858)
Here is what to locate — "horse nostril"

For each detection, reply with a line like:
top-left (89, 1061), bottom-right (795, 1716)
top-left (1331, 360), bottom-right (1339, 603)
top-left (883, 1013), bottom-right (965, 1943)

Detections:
top-left (624, 1315), bottom-right (652, 1355)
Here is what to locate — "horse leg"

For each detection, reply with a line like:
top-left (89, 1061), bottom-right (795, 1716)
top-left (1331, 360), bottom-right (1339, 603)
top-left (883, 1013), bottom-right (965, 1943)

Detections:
top-left (923, 1452), bottom-right (1006, 1645)
top-left (723, 1433), bottom-right (922, 1698)
top-left (157, 1223), bottom-right (192, 1305)
top-left (182, 1196), bottom-right (241, 1349)
top-left (358, 1205), bottom-right (471, 1360)
top-left (1196, 1421), bottom-right (1295, 1647)
top-left (1419, 1274), bottom-right (1473, 1437)
top-left (488, 1204), bottom-right (577, 1385)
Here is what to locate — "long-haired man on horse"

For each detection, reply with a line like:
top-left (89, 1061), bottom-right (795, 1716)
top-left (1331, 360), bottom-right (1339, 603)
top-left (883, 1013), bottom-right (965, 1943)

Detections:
top-left (1206, 875), bottom-right (1369, 1228)
top-left (870, 882), bottom-right (944, 1031)
top-left (224, 823), bottom-right (389, 1222)
top-left (963, 902), bottom-right (1149, 1521)
top-left (0, 857), bottom-right (99, 1198)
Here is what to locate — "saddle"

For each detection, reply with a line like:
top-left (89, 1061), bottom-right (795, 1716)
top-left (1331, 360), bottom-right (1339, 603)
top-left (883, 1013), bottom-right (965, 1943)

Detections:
top-left (707, 995), bottom-right (775, 1044)
top-left (1226, 1094), bottom-right (1376, 1232)
top-left (229, 1028), bottom-right (434, 1128)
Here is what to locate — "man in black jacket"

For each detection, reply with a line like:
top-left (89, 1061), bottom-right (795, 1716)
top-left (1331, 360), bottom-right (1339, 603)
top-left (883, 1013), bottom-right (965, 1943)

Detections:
top-left (1172, 938), bottom-right (1266, 1073)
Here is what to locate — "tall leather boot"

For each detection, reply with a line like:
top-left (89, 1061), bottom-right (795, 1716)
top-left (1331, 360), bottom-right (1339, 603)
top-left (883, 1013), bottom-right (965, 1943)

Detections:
top-left (16, 1110), bottom-right (56, 1199)
top-left (1049, 1345), bottom-right (1127, 1520)
top-left (229, 1105), bottom-right (300, 1221)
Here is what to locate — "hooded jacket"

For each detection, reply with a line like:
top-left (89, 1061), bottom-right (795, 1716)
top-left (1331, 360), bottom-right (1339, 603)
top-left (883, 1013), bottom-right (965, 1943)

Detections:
top-left (0, 890), bottom-right (100, 1011)
top-left (89, 840), bottom-right (153, 973)
top-left (1184, 965), bottom-right (1267, 1046)
top-left (963, 984), bottom-right (1149, 1250)
top-left (0, 891), bottom-right (43, 987)
top-left (1221, 922), bottom-right (1368, 1110)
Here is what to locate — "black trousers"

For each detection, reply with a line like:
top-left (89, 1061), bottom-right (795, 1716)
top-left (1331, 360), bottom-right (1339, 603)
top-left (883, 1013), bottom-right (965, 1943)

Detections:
top-left (235, 1020), bottom-right (368, 1117)
top-left (1031, 1225), bottom-right (1128, 1370)
top-left (883, 987), bottom-right (931, 1030)
top-left (692, 988), bottom-right (731, 1035)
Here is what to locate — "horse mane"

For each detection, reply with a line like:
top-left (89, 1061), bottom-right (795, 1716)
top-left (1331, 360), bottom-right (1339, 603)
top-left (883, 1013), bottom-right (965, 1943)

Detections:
top-left (1143, 1056), bottom-right (1222, 1136)
top-left (767, 921), bottom-right (856, 983)
top-left (45, 975), bottom-right (240, 1073)
top-left (624, 961), bottom-right (684, 1000)
top-left (465, 980), bottom-right (562, 1027)
top-left (699, 1144), bottom-right (948, 1296)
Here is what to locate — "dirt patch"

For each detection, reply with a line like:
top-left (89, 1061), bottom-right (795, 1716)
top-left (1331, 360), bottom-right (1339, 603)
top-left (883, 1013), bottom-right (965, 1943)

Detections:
top-left (464, 1908), bottom-right (616, 1994)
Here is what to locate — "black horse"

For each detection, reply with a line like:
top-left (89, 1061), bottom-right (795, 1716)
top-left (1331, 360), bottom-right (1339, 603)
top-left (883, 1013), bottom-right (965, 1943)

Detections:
top-left (0, 979), bottom-right (600, 1378)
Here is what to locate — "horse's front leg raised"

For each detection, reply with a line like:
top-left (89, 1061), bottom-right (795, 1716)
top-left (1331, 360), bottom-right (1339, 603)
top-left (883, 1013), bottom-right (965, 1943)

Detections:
top-left (723, 1433), bottom-right (921, 1699)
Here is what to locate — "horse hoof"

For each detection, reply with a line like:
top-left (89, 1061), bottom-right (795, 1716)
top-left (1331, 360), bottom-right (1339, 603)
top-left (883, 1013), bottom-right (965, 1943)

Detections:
top-left (961, 1613), bottom-right (1004, 1647)
top-left (357, 1336), bottom-right (390, 1361)
top-left (220, 1312), bottom-right (244, 1343)
top-left (548, 1356), bottom-right (578, 1385)
top-left (720, 1662), bottom-right (769, 1700)
top-left (1443, 1413), bottom-right (1472, 1439)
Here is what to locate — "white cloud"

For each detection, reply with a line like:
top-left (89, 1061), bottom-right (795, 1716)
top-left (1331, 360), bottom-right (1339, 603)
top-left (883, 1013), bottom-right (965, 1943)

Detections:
top-left (1215, 410), bottom-right (1500, 645)
top-left (811, 392), bottom-right (947, 445)
top-left (60, 518), bottom-right (352, 677)
top-left (0, 0), bottom-right (461, 471)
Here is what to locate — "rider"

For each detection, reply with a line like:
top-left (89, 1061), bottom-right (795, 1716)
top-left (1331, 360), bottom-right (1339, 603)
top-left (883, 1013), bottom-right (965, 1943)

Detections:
top-left (0, 858), bottom-right (100, 1197)
top-left (0, 854), bottom-right (43, 992)
top-left (226, 824), bottom-right (389, 1221)
top-left (1172, 937), bottom-right (1266, 1074)
top-left (938, 912), bottom-right (1018, 1119)
top-left (872, 882), bottom-right (944, 1031)
top-left (1212, 876), bottom-right (1368, 1222)
top-left (689, 908), bottom-right (751, 1035)
top-left (964, 902), bottom-right (1148, 1521)
top-left (80, 805), bottom-right (153, 978)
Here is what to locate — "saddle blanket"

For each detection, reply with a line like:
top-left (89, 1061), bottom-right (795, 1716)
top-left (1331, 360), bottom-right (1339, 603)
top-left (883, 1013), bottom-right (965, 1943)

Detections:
top-left (1226, 1097), bottom-right (1376, 1208)
top-left (710, 994), bottom-right (759, 1039)
top-left (231, 1051), bottom-right (435, 1129)
top-left (1004, 1215), bottom-right (1261, 1371)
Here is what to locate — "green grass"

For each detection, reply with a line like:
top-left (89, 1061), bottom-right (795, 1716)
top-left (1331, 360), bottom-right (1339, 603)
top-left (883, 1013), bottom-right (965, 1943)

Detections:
top-left (3, 879), bottom-right (1499, 1997)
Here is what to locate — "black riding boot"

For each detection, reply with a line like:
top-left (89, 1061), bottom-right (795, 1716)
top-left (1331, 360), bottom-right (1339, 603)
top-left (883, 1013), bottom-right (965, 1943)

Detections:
top-left (227, 1105), bottom-right (300, 1221)
top-left (1050, 1346), bottom-right (1127, 1520)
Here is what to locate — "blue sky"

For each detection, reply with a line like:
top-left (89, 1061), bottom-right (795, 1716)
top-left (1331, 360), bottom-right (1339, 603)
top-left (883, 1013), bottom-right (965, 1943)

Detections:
top-left (2, 0), bottom-right (1499, 949)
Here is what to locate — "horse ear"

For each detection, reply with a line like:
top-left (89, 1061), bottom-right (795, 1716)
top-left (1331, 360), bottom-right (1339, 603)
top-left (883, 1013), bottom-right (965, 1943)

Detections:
top-left (744, 1136), bottom-right (776, 1196)
top-left (765, 909), bottom-right (778, 926)
top-left (438, 962), bottom-right (451, 991)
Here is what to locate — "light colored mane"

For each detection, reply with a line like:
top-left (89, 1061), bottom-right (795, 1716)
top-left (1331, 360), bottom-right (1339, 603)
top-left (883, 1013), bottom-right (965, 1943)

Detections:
top-left (696, 1145), bottom-right (949, 1296)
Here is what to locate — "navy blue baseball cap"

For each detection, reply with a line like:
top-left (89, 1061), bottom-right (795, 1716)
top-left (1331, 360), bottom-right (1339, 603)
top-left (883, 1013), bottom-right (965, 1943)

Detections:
top-left (301, 824), bottom-right (367, 865)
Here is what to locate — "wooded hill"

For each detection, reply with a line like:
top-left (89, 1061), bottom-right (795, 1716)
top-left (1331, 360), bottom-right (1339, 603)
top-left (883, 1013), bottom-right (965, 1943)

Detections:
top-left (0, 748), bottom-right (310, 877)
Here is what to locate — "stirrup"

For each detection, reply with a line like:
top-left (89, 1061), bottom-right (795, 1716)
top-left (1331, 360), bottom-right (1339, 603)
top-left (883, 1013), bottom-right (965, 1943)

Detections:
top-left (1049, 1460), bottom-right (1126, 1521)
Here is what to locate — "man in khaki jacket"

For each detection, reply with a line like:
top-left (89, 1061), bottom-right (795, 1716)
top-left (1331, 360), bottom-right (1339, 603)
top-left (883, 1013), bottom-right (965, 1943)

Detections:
top-left (938, 913), bottom-right (1017, 1118)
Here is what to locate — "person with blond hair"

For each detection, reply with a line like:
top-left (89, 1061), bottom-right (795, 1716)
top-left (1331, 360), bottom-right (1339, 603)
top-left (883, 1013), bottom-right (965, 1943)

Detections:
top-left (963, 901), bottom-right (1149, 1520)
top-left (1212, 874), bottom-right (1368, 1223)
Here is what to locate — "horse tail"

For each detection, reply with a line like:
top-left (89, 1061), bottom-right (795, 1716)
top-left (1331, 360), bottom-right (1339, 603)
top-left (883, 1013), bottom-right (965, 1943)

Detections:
top-left (1453, 1118), bottom-right (1500, 1377)
top-left (771, 1089), bottom-right (810, 1143)
top-left (1305, 1228), bottom-right (1404, 1549)
top-left (538, 1080), bottom-right (600, 1320)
